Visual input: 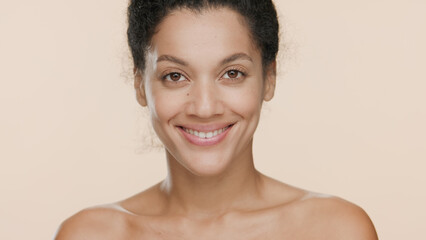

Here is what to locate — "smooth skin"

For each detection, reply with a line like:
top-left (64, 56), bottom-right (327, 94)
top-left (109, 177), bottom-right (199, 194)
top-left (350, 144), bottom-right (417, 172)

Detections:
top-left (55, 8), bottom-right (378, 240)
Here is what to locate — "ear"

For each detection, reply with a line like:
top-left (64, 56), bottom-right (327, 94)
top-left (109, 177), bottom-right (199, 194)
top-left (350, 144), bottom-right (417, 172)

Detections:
top-left (134, 68), bottom-right (147, 107)
top-left (263, 61), bottom-right (276, 102)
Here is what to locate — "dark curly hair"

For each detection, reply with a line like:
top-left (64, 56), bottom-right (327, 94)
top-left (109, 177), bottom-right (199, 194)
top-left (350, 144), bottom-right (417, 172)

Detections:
top-left (127, 0), bottom-right (279, 72)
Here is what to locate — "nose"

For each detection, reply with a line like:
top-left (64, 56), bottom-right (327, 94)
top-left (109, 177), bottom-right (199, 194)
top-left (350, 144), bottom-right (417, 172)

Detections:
top-left (186, 80), bottom-right (224, 119)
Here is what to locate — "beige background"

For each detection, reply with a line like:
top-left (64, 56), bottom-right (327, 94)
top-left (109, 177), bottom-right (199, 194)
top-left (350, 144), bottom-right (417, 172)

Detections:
top-left (1, 0), bottom-right (425, 239)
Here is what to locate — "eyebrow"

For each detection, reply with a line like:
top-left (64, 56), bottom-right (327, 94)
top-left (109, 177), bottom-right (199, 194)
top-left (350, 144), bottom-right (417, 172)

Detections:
top-left (156, 52), bottom-right (253, 67)
top-left (220, 53), bottom-right (253, 65)
top-left (156, 55), bottom-right (188, 66)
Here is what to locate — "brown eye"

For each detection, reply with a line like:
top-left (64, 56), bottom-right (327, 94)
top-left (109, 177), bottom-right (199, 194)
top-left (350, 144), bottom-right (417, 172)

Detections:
top-left (171, 73), bottom-right (181, 81)
top-left (223, 69), bottom-right (244, 80)
top-left (164, 72), bottom-right (186, 82)
top-left (227, 70), bottom-right (238, 78)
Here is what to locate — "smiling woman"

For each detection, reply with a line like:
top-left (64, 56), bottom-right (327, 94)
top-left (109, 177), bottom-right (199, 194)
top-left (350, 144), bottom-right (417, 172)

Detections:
top-left (55, 0), bottom-right (377, 239)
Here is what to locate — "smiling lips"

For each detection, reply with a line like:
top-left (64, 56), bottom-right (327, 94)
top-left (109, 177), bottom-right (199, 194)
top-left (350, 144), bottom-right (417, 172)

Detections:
top-left (178, 124), bottom-right (233, 146)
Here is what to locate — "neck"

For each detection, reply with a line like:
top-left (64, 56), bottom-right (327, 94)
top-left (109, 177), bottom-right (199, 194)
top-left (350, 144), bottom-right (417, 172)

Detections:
top-left (160, 146), bottom-right (263, 218)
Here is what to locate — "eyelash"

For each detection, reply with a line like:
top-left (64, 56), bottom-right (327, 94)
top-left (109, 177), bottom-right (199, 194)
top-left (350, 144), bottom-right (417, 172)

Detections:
top-left (220, 68), bottom-right (246, 81)
top-left (162, 71), bottom-right (187, 83)
top-left (161, 67), bottom-right (247, 84)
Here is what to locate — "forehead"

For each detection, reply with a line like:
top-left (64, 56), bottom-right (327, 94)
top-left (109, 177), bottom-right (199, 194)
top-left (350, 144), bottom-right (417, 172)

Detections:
top-left (149, 8), bottom-right (260, 64)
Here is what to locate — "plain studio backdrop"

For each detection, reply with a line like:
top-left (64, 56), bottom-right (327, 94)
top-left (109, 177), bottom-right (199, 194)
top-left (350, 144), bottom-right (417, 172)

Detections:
top-left (1, 0), bottom-right (425, 239)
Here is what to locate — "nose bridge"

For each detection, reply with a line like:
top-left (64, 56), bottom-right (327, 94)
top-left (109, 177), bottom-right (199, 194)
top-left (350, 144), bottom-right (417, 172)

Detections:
top-left (188, 78), bottom-right (222, 118)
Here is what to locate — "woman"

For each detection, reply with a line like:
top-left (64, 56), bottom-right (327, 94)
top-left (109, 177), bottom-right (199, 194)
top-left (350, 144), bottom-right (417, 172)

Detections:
top-left (56, 0), bottom-right (378, 239)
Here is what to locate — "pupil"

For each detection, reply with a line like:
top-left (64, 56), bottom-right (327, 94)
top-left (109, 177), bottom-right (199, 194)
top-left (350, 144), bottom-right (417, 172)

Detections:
top-left (171, 73), bottom-right (180, 81)
top-left (229, 70), bottom-right (237, 78)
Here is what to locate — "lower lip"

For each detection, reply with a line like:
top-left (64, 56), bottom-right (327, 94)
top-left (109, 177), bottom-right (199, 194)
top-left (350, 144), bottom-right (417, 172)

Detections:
top-left (178, 125), bottom-right (233, 146)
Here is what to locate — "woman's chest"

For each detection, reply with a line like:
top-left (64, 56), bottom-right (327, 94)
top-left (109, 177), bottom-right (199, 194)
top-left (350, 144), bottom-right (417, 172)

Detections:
top-left (124, 213), bottom-right (307, 240)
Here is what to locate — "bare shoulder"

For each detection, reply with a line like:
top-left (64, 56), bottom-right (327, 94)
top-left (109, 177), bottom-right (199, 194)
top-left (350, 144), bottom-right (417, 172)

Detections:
top-left (54, 205), bottom-right (133, 240)
top-left (293, 193), bottom-right (378, 240)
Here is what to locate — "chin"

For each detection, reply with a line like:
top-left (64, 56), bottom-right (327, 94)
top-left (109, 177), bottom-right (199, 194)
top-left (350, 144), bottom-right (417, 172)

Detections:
top-left (171, 150), bottom-right (234, 177)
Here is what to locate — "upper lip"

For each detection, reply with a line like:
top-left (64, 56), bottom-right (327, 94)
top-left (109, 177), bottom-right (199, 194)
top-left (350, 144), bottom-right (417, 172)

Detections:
top-left (177, 123), bottom-right (235, 132)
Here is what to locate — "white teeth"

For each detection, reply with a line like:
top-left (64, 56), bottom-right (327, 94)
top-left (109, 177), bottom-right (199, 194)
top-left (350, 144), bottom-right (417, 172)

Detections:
top-left (182, 126), bottom-right (230, 139)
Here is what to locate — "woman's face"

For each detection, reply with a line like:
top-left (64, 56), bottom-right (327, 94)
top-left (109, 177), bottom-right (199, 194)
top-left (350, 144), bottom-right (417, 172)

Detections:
top-left (135, 8), bottom-right (276, 176)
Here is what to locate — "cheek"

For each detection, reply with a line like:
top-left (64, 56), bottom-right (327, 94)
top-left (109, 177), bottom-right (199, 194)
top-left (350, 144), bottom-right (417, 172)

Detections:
top-left (225, 82), bottom-right (264, 116)
top-left (150, 89), bottom-right (186, 124)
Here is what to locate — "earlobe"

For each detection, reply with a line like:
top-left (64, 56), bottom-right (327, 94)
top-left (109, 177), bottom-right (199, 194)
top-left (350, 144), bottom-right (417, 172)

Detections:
top-left (263, 61), bottom-right (276, 102)
top-left (134, 68), bottom-right (147, 107)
